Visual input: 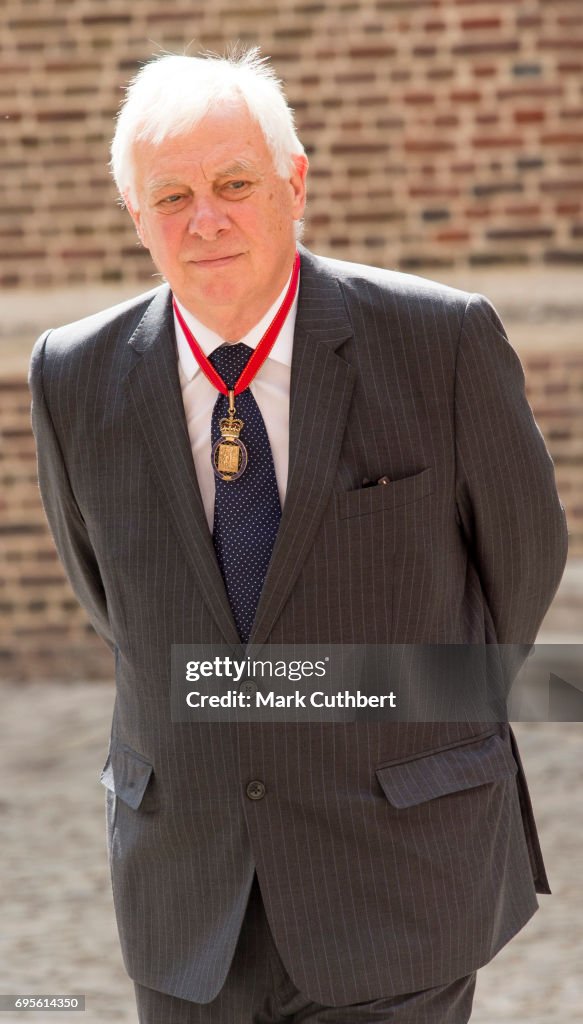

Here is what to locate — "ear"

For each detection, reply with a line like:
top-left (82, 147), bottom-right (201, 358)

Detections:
top-left (289, 153), bottom-right (309, 221)
top-left (124, 192), bottom-right (148, 248)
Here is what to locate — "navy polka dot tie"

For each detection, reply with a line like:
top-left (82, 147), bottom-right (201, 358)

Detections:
top-left (209, 343), bottom-right (282, 644)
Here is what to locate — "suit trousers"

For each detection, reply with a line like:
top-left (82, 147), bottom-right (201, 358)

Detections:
top-left (134, 873), bottom-right (477, 1024)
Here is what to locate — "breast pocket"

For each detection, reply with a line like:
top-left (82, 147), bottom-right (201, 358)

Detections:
top-left (336, 467), bottom-right (434, 520)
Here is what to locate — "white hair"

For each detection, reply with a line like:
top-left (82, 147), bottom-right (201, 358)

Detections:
top-left (110, 48), bottom-right (306, 208)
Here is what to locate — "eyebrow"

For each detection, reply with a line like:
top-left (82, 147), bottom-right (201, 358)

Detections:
top-left (146, 160), bottom-right (260, 194)
top-left (216, 159), bottom-right (258, 177)
top-left (147, 177), bottom-right (184, 193)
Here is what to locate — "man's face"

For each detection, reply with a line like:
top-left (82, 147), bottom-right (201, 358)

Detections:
top-left (126, 105), bottom-right (308, 331)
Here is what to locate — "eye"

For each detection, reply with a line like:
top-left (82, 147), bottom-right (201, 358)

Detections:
top-left (154, 193), bottom-right (190, 214)
top-left (222, 179), bottom-right (253, 198)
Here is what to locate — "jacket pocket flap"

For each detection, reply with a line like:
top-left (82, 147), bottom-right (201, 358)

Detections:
top-left (375, 733), bottom-right (517, 809)
top-left (100, 743), bottom-right (153, 810)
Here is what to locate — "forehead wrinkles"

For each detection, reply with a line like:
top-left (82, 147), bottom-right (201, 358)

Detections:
top-left (135, 112), bottom-right (274, 190)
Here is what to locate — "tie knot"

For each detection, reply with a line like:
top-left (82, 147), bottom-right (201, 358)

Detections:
top-left (208, 342), bottom-right (253, 390)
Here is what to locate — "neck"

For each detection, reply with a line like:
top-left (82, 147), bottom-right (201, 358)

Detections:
top-left (194, 309), bottom-right (264, 342)
top-left (176, 257), bottom-right (296, 342)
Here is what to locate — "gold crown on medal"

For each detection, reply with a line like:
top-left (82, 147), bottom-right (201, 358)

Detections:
top-left (219, 416), bottom-right (244, 440)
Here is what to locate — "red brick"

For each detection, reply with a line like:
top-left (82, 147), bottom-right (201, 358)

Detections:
top-left (330, 142), bottom-right (388, 154)
top-left (349, 46), bottom-right (397, 58)
top-left (357, 96), bottom-right (392, 107)
top-left (426, 68), bottom-right (455, 79)
top-left (465, 207), bottom-right (492, 218)
top-left (403, 92), bottom-right (435, 104)
top-left (472, 135), bottom-right (524, 148)
top-left (346, 211), bottom-right (400, 223)
top-left (0, 64), bottom-right (28, 75)
top-left (44, 61), bottom-right (101, 73)
top-left (334, 71), bottom-right (377, 84)
top-left (0, 249), bottom-right (44, 260)
top-left (504, 204), bottom-right (541, 216)
top-left (557, 62), bottom-right (583, 73)
top-left (404, 140), bottom-right (455, 153)
top-left (36, 110), bottom-right (87, 123)
top-left (558, 155), bottom-right (583, 167)
top-left (409, 185), bottom-right (460, 197)
top-left (450, 161), bottom-right (476, 173)
top-left (81, 14), bottom-right (132, 24)
top-left (516, 16), bottom-right (542, 29)
top-left (460, 18), bottom-right (502, 30)
top-left (434, 230), bottom-right (471, 242)
top-left (8, 17), bottom-right (67, 29)
top-left (452, 40), bottom-right (520, 56)
top-left (486, 227), bottom-right (554, 240)
top-left (557, 15), bottom-right (583, 28)
top-left (146, 9), bottom-right (204, 22)
top-left (542, 132), bottom-right (583, 145)
top-left (514, 110), bottom-right (545, 124)
top-left (555, 201), bottom-right (581, 214)
top-left (60, 249), bottom-right (106, 260)
top-left (450, 89), bottom-right (481, 102)
top-left (538, 39), bottom-right (583, 52)
top-left (497, 87), bottom-right (563, 99)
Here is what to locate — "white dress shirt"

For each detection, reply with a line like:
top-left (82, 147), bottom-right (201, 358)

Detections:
top-left (175, 270), bottom-right (298, 532)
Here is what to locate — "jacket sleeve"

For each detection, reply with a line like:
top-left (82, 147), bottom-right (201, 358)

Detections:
top-left (454, 293), bottom-right (568, 648)
top-left (29, 332), bottom-right (115, 653)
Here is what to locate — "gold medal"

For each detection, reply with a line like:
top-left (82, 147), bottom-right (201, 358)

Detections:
top-left (212, 389), bottom-right (248, 482)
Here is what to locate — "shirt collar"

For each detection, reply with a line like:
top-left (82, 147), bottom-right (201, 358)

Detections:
top-left (174, 267), bottom-right (298, 383)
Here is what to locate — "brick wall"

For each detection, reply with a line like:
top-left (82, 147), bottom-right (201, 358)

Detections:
top-left (1, 0), bottom-right (583, 286)
top-left (0, 380), bottom-right (111, 680)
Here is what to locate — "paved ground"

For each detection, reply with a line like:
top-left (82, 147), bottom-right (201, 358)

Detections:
top-left (0, 681), bottom-right (581, 1024)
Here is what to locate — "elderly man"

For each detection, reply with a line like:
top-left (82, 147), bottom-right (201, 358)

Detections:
top-left (30, 50), bottom-right (567, 1024)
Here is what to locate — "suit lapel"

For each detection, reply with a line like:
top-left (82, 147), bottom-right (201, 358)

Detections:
top-left (124, 287), bottom-right (240, 645)
top-left (250, 248), bottom-right (356, 644)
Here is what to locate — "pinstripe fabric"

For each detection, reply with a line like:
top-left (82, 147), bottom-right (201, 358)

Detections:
top-left (133, 875), bottom-right (477, 1023)
top-left (29, 246), bottom-right (568, 1008)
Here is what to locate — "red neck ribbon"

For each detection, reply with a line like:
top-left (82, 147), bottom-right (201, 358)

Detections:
top-left (172, 250), bottom-right (300, 397)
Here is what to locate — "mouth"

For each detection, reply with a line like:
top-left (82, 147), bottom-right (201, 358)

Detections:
top-left (190, 254), bottom-right (242, 269)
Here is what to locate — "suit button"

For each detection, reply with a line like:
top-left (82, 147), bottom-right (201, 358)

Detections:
top-left (240, 680), bottom-right (257, 697)
top-left (246, 780), bottom-right (266, 801)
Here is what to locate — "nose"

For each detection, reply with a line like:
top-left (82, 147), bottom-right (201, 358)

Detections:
top-left (187, 197), bottom-right (230, 241)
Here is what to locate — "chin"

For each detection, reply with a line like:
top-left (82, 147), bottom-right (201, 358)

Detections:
top-left (189, 282), bottom-right (243, 307)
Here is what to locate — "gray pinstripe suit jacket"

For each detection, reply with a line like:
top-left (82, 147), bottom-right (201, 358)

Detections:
top-left (29, 246), bottom-right (568, 1006)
